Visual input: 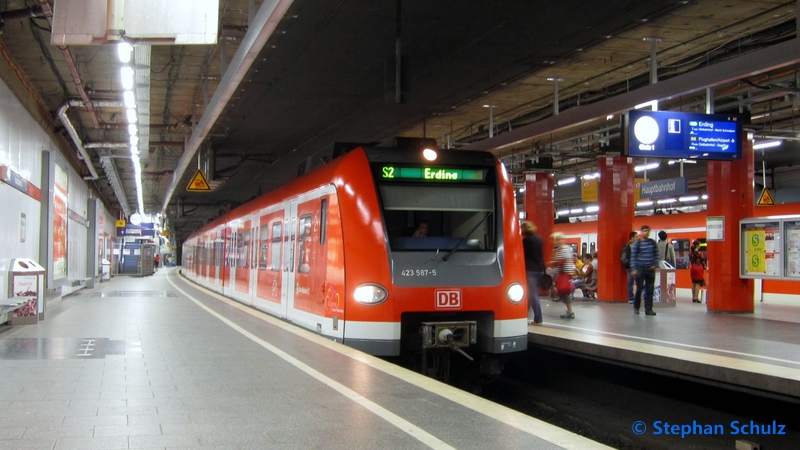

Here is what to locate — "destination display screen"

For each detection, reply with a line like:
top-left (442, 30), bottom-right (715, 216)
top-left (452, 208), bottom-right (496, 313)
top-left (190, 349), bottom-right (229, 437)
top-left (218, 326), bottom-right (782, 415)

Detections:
top-left (379, 166), bottom-right (486, 182)
top-left (626, 110), bottom-right (742, 160)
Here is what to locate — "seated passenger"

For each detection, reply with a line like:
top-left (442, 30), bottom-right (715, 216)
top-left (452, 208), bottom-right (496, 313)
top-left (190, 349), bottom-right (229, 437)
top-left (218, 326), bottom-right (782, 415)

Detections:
top-left (413, 220), bottom-right (429, 237)
top-left (574, 254), bottom-right (598, 298)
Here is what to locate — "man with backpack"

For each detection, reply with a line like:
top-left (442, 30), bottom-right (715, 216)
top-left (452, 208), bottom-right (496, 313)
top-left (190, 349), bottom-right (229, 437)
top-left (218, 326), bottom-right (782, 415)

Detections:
top-left (630, 225), bottom-right (658, 316)
top-left (620, 231), bottom-right (637, 304)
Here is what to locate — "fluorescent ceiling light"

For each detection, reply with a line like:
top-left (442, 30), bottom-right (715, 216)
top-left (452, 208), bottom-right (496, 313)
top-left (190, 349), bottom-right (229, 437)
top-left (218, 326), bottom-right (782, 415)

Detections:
top-left (657, 198), bottom-right (677, 204)
top-left (701, 194), bottom-right (708, 200)
top-left (637, 201), bottom-right (654, 207)
top-left (557, 176), bottom-right (577, 186)
top-left (668, 159), bottom-right (697, 164)
top-left (128, 124), bottom-right (138, 136)
top-left (634, 162), bottom-right (660, 172)
top-left (130, 135), bottom-right (139, 146)
top-left (582, 172), bottom-right (600, 180)
top-left (123, 90), bottom-right (136, 109)
top-left (585, 205), bottom-right (599, 212)
top-left (557, 209), bottom-right (570, 215)
top-left (634, 100), bottom-right (659, 110)
top-left (117, 42), bottom-right (133, 63)
top-left (679, 195), bottom-right (699, 202)
top-left (126, 108), bottom-right (138, 123)
top-left (570, 208), bottom-right (584, 214)
top-left (120, 67), bottom-right (134, 90)
top-left (753, 140), bottom-right (782, 150)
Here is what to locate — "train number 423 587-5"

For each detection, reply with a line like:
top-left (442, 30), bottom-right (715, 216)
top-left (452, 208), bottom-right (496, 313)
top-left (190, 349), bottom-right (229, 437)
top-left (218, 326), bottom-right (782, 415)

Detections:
top-left (400, 269), bottom-right (437, 277)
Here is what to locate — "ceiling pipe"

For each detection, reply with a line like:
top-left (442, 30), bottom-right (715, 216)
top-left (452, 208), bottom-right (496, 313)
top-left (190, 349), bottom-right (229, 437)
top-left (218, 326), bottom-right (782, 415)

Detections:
top-left (162, 0), bottom-right (296, 213)
top-left (36, 0), bottom-right (101, 128)
top-left (57, 101), bottom-right (100, 180)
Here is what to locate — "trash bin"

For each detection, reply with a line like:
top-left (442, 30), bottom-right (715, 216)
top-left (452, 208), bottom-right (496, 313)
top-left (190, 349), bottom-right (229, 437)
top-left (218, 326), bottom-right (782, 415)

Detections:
top-left (101, 259), bottom-right (111, 281)
top-left (653, 267), bottom-right (677, 308)
top-left (6, 258), bottom-right (45, 325)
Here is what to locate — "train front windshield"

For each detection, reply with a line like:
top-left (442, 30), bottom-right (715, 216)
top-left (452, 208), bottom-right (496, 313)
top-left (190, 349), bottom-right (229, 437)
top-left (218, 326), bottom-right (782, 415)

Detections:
top-left (375, 166), bottom-right (497, 252)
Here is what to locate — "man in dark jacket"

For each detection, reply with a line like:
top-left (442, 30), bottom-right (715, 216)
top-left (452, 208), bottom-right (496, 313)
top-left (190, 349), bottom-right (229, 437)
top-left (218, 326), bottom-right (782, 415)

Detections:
top-left (631, 225), bottom-right (658, 316)
top-left (621, 231), bottom-right (637, 304)
top-left (522, 222), bottom-right (545, 325)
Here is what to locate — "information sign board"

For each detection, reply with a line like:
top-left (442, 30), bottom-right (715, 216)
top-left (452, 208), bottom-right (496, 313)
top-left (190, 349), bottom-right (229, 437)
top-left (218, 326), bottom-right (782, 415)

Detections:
top-left (626, 110), bottom-right (742, 160)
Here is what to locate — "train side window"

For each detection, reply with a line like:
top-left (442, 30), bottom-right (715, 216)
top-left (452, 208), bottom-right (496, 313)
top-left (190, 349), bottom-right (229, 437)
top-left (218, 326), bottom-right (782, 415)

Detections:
top-left (259, 224), bottom-right (269, 270)
top-left (297, 215), bottom-right (312, 274)
top-left (270, 221), bottom-right (282, 271)
top-left (320, 198), bottom-right (327, 245)
top-left (241, 228), bottom-right (251, 269)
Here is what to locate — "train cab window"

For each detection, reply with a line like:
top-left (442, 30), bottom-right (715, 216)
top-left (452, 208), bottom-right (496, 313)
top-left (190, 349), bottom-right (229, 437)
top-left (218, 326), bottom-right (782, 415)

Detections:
top-left (259, 224), bottom-right (269, 270)
top-left (320, 198), bottom-right (327, 245)
top-left (297, 215), bottom-right (312, 274)
top-left (378, 184), bottom-right (496, 251)
top-left (270, 221), bottom-right (282, 271)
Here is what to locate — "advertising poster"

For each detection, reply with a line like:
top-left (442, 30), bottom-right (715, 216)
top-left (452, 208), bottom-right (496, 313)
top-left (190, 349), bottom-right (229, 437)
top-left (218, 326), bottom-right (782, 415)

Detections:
top-left (53, 164), bottom-right (69, 280)
top-left (785, 221), bottom-right (800, 278)
top-left (742, 221), bottom-right (780, 277)
top-left (12, 275), bottom-right (38, 318)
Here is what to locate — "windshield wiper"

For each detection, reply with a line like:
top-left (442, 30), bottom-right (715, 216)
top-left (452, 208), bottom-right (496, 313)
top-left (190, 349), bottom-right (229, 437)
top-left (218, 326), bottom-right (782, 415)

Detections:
top-left (442, 211), bottom-right (493, 262)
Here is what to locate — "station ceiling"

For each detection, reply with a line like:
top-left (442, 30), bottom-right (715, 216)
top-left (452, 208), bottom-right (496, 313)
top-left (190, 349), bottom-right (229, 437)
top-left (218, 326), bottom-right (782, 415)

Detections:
top-left (0, 0), bottom-right (798, 241)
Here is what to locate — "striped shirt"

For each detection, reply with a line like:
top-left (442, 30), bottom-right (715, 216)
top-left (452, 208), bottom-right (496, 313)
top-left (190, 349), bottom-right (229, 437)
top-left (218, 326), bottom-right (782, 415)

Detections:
top-left (631, 238), bottom-right (658, 270)
top-left (551, 244), bottom-right (575, 275)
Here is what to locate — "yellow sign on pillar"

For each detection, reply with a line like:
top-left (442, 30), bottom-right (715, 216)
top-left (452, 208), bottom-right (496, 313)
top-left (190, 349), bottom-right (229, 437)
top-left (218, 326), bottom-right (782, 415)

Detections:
top-left (115, 220), bottom-right (126, 228)
top-left (634, 178), bottom-right (647, 203)
top-left (581, 179), bottom-right (598, 202)
top-left (186, 170), bottom-right (212, 192)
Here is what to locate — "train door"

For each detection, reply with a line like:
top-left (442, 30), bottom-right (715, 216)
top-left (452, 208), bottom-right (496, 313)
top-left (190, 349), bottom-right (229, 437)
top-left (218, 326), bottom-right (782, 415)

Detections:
top-left (233, 217), bottom-right (253, 301)
top-left (280, 201), bottom-right (298, 319)
top-left (249, 217), bottom-right (259, 300)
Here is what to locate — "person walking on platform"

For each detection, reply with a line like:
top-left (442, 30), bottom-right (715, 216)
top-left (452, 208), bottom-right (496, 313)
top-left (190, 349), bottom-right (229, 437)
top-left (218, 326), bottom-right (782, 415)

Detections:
top-left (631, 225), bottom-right (658, 316)
top-left (621, 231), bottom-right (637, 304)
top-left (550, 232), bottom-right (577, 319)
top-left (521, 222), bottom-right (545, 325)
top-left (690, 240), bottom-right (707, 303)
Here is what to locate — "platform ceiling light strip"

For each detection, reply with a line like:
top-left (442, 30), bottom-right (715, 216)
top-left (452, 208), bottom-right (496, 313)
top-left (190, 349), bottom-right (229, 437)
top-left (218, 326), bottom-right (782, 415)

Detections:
top-left (753, 140), bottom-right (782, 150)
top-left (162, 0), bottom-right (296, 213)
top-left (634, 162), bottom-right (659, 172)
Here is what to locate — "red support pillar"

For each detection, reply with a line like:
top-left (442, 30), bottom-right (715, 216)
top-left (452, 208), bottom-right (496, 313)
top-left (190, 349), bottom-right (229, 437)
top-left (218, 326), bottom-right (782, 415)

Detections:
top-left (597, 156), bottom-right (635, 302)
top-left (706, 135), bottom-right (754, 312)
top-left (524, 173), bottom-right (554, 264)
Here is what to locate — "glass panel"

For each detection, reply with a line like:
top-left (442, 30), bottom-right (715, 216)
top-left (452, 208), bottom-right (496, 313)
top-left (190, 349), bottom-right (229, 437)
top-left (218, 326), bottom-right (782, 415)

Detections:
top-left (378, 185), bottom-right (496, 251)
top-left (271, 221), bottom-right (282, 271)
top-left (259, 225), bottom-right (269, 270)
top-left (297, 215), bottom-right (312, 274)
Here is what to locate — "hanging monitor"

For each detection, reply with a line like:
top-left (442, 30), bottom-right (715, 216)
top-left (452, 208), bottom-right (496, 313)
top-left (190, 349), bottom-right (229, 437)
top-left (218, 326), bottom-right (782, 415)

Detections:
top-left (625, 110), bottom-right (742, 160)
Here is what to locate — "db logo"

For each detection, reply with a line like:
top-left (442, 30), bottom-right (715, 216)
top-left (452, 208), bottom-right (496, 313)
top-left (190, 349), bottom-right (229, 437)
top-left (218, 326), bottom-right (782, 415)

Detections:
top-left (435, 290), bottom-right (462, 309)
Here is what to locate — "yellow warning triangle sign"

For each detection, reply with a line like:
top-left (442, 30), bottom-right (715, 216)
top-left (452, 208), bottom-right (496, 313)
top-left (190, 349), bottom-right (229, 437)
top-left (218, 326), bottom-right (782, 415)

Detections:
top-left (186, 170), bottom-right (212, 192)
top-left (757, 188), bottom-right (775, 206)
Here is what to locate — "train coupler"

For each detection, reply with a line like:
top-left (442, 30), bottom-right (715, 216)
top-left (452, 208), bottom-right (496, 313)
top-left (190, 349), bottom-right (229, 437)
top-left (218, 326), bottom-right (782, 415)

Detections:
top-left (420, 321), bottom-right (477, 361)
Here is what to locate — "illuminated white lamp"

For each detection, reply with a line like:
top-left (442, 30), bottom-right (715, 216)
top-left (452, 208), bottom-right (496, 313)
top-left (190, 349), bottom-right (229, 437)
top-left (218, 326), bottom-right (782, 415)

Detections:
top-left (657, 198), bottom-right (677, 204)
top-left (123, 90), bottom-right (136, 109)
top-left (570, 208), bottom-right (584, 214)
top-left (679, 195), bottom-right (699, 202)
top-left (519, 187), bottom-right (526, 193)
top-left (634, 99), bottom-right (659, 110)
top-left (557, 209), bottom-right (570, 215)
top-left (753, 140), bottom-right (782, 150)
top-left (637, 201), bottom-right (654, 207)
top-left (422, 148), bottom-right (438, 161)
top-left (117, 42), bottom-right (133, 63)
top-left (634, 162), bottom-right (660, 172)
top-left (131, 153), bottom-right (140, 164)
top-left (585, 205), bottom-right (600, 213)
top-left (128, 124), bottom-right (138, 136)
top-left (130, 145), bottom-right (139, 155)
top-left (606, 114), bottom-right (614, 120)
top-left (120, 66), bottom-right (134, 90)
top-left (582, 172), bottom-right (600, 180)
top-left (126, 108), bottom-right (138, 123)
top-left (557, 176), bottom-right (577, 186)
top-left (701, 194), bottom-right (708, 200)
top-left (130, 135), bottom-right (139, 146)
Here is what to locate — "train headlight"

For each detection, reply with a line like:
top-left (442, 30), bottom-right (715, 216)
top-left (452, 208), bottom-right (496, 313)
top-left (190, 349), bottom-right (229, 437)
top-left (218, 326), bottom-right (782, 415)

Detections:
top-left (353, 283), bottom-right (388, 305)
top-left (506, 283), bottom-right (524, 303)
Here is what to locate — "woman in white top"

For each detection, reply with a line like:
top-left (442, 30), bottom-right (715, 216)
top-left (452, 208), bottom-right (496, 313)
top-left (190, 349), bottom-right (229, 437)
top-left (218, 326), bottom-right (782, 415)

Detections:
top-left (550, 232), bottom-right (577, 319)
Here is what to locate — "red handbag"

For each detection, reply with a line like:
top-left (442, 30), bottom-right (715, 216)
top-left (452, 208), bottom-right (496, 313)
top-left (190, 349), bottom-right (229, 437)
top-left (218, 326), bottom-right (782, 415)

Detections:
top-left (555, 272), bottom-right (573, 297)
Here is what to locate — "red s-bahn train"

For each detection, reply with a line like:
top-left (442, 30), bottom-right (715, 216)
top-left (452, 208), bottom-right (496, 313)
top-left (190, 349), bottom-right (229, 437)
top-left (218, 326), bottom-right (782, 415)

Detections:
top-left (182, 144), bottom-right (529, 376)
